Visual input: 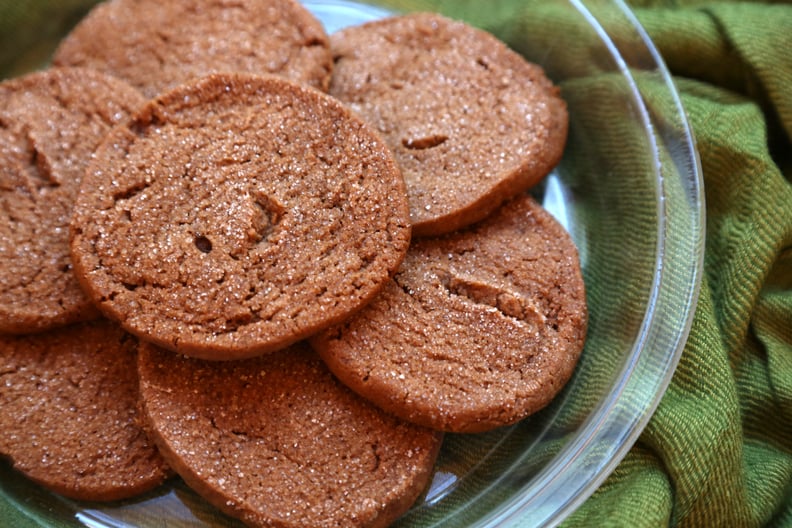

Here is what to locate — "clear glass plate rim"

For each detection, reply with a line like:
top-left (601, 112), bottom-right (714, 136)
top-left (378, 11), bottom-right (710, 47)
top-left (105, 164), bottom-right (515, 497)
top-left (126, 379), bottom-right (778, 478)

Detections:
top-left (471, 0), bottom-right (705, 525)
top-left (0, 1), bottom-right (705, 527)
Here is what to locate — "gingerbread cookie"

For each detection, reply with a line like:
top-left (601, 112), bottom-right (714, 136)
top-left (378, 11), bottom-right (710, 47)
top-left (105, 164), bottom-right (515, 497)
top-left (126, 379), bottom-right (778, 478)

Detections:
top-left (138, 341), bottom-right (442, 528)
top-left (330, 13), bottom-right (568, 236)
top-left (70, 73), bottom-right (411, 360)
top-left (0, 67), bottom-right (145, 334)
top-left (53, 0), bottom-right (333, 98)
top-left (0, 319), bottom-right (170, 501)
top-left (311, 193), bottom-right (587, 433)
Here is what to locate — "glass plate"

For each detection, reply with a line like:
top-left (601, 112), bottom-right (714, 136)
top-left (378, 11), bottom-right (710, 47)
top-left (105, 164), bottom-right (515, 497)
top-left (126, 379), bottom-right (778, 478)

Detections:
top-left (0, 0), bottom-right (704, 526)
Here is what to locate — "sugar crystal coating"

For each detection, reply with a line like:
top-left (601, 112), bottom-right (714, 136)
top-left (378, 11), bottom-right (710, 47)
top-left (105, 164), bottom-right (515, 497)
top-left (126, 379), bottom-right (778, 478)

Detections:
top-left (70, 73), bottom-right (411, 360)
top-left (0, 319), bottom-right (170, 501)
top-left (311, 194), bottom-right (587, 433)
top-left (330, 13), bottom-right (568, 236)
top-left (53, 0), bottom-right (333, 99)
top-left (138, 341), bottom-right (442, 528)
top-left (0, 67), bottom-right (145, 334)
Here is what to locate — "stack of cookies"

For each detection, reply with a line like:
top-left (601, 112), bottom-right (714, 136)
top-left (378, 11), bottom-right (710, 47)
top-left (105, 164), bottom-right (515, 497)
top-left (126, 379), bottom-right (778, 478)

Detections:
top-left (0, 1), bottom-right (587, 527)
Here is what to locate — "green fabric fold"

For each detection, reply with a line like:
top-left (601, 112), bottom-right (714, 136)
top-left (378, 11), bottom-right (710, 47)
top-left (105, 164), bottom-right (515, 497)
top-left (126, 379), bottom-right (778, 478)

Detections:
top-left (1, 0), bottom-right (791, 527)
top-left (375, 4), bottom-right (792, 526)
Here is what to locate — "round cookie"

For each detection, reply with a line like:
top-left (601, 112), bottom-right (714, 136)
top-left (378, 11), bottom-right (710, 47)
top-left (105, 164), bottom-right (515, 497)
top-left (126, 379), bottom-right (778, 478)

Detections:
top-left (329, 13), bottom-right (568, 237)
top-left (70, 73), bottom-right (411, 360)
top-left (311, 193), bottom-right (587, 433)
top-left (53, 0), bottom-right (333, 98)
top-left (0, 319), bottom-right (170, 501)
top-left (137, 341), bottom-right (442, 528)
top-left (0, 67), bottom-right (145, 335)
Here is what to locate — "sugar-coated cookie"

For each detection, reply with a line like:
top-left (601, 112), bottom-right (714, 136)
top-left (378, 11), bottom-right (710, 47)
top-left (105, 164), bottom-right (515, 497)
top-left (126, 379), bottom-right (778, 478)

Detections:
top-left (53, 0), bottom-right (333, 98)
top-left (311, 194), bottom-right (587, 433)
top-left (138, 341), bottom-right (442, 528)
top-left (0, 67), bottom-right (145, 334)
top-left (330, 13), bottom-right (568, 236)
top-left (70, 73), bottom-right (411, 360)
top-left (0, 319), bottom-right (170, 501)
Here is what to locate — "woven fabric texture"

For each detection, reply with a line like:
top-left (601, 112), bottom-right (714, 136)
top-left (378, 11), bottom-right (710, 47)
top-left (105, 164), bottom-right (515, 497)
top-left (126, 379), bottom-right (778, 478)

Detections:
top-left (1, 0), bottom-right (791, 527)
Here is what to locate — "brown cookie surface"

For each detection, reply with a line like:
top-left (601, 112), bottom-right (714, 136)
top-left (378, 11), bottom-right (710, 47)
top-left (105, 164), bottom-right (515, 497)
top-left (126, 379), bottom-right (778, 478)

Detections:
top-left (330, 13), bottom-right (568, 236)
top-left (0, 67), bottom-right (145, 335)
top-left (70, 73), bottom-right (411, 360)
top-left (0, 319), bottom-right (170, 501)
top-left (138, 341), bottom-right (442, 528)
top-left (311, 193), bottom-right (587, 433)
top-left (53, 0), bottom-right (333, 98)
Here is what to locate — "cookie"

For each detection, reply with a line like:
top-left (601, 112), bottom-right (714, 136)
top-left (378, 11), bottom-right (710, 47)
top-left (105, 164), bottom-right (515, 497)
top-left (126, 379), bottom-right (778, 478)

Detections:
top-left (70, 73), bottom-right (411, 360)
top-left (329, 13), bottom-right (568, 237)
top-left (0, 319), bottom-right (170, 501)
top-left (0, 67), bottom-right (145, 335)
top-left (311, 193), bottom-right (587, 433)
top-left (137, 341), bottom-right (442, 528)
top-left (52, 0), bottom-right (333, 98)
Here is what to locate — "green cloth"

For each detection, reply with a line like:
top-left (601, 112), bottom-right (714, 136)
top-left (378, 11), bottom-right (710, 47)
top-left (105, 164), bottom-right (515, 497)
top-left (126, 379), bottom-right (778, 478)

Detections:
top-left (377, 1), bottom-right (792, 527)
top-left (1, 0), bottom-right (791, 527)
